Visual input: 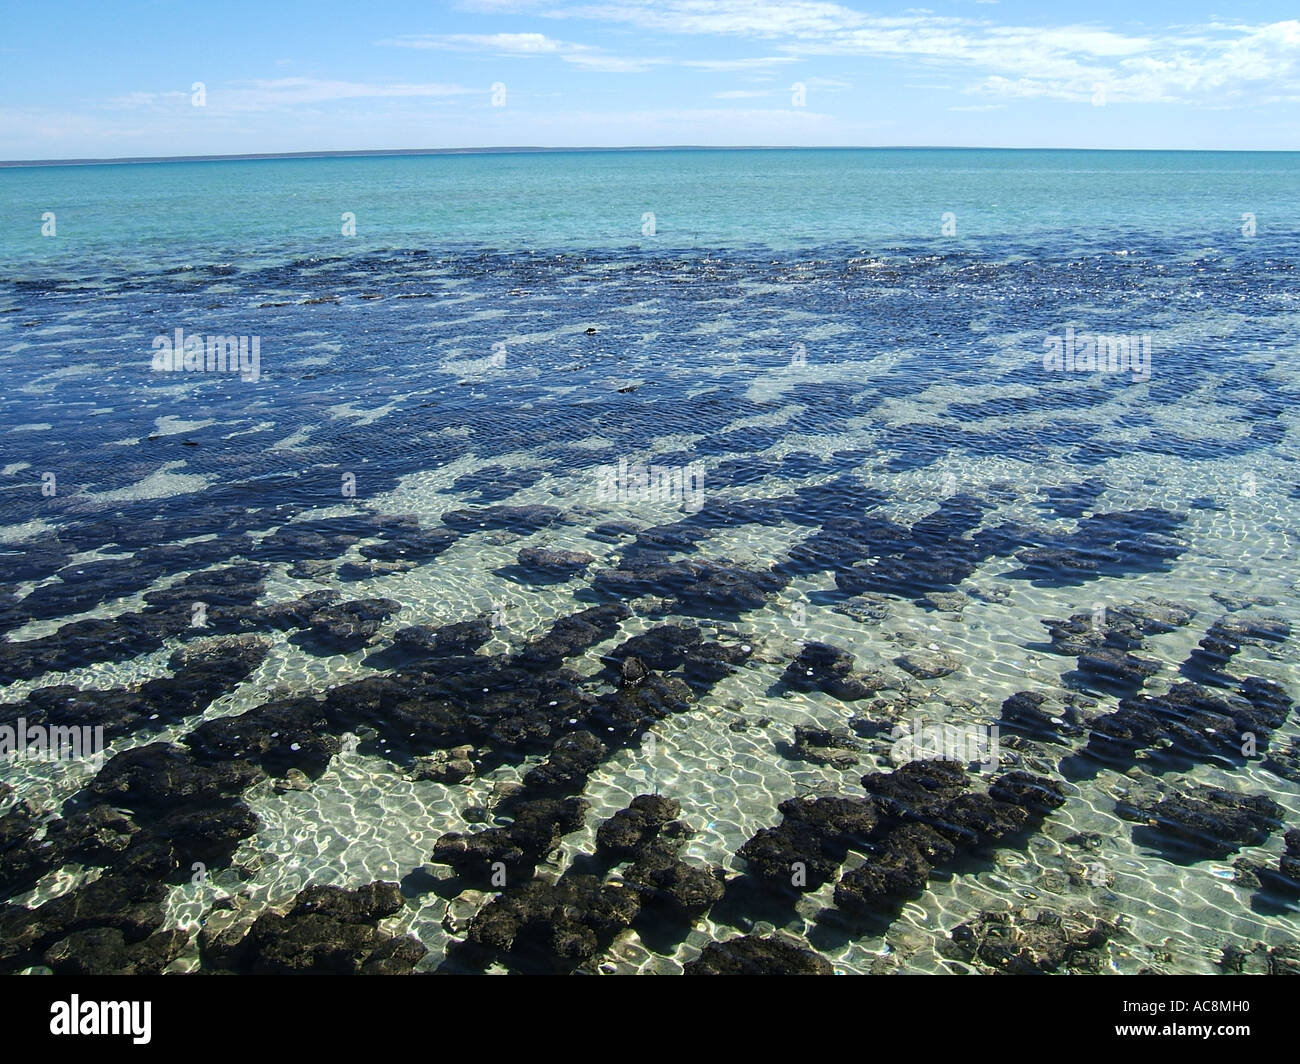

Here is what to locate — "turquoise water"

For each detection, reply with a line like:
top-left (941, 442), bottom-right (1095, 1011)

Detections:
top-left (0, 148), bottom-right (1298, 975)
top-left (4, 149), bottom-right (1299, 275)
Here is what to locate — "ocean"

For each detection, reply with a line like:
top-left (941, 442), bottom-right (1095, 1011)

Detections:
top-left (0, 148), bottom-right (1297, 974)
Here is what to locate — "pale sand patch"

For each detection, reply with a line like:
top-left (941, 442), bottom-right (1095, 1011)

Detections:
top-left (154, 415), bottom-right (216, 436)
top-left (88, 461), bottom-right (215, 502)
top-left (224, 421), bottom-right (277, 439)
top-left (270, 425), bottom-right (315, 450)
top-left (0, 517), bottom-right (58, 544)
top-left (325, 400), bottom-right (400, 426)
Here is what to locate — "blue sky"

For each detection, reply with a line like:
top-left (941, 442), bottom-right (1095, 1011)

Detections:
top-left (2, 1), bottom-right (1298, 158)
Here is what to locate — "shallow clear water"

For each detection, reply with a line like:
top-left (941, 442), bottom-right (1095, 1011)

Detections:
top-left (1, 148), bottom-right (1298, 975)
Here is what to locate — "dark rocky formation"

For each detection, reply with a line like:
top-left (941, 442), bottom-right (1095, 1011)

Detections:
top-left (592, 558), bottom-right (788, 617)
top-left (782, 494), bottom-right (993, 602)
top-left (685, 934), bottom-right (833, 975)
top-left (1218, 940), bottom-right (1300, 976)
top-left (201, 881), bottom-right (424, 974)
top-left (1042, 598), bottom-right (1195, 657)
top-left (1077, 678), bottom-right (1291, 775)
top-left (365, 618), bottom-right (495, 669)
top-left (1183, 616), bottom-right (1291, 685)
top-left (1037, 478), bottom-right (1108, 519)
top-left (41, 926), bottom-right (190, 976)
top-left (944, 908), bottom-right (1120, 974)
top-left (590, 796), bottom-right (726, 917)
top-left (596, 795), bottom-right (683, 860)
top-left (0, 874), bottom-right (175, 974)
top-left (186, 697), bottom-right (342, 778)
top-left (998, 689), bottom-right (1094, 743)
top-left (441, 504), bottom-right (563, 533)
top-left (1264, 738), bottom-right (1300, 784)
top-left (784, 726), bottom-right (861, 768)
top-left (432, 797), bottom-right (590, 882)
top-left (1040, 599), bottom-right (1195, 694)
top-left (602, 623), bottom-right (752, 690)
top-left (514, 603), bottom-right (631, 667)
top-left (894, 648), bottom-right (961, 680)
top-left (358, 526), bottom-right (459, 563)
top-left (8, 536), bottom-right (256, 626)
top-left (779, 642), bottom-right (885, 701)
top-left (834, 594), bottom-right (892, 626)
top-left (833, 764), bottom-right (1066, 915)
top-left (86, 740), bottom-right (263, 809)
top-left (523, 732), bottom-right (608, 793)
top-left (738, 796), bottom-right (879, 890)
top-left (1010, 508), bottom-right (1188, 585)
top-left (465, 872), bottom-right (639, 966)
top-left (412, 745), bottom-right (477, 784)
top-left (289, 597), bottom-right (400, 654)
top-left (515, 546), bottom-right (595, 574)
top-left (1118, 785), bottom-right (1284, 858)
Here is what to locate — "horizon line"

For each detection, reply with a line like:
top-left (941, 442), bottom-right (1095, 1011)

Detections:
top-left (3, 144), bottom-right (1298, 168)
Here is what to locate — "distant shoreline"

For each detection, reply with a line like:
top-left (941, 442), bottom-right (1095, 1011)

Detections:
top-left (2, 145), bottom-right (1296, 168)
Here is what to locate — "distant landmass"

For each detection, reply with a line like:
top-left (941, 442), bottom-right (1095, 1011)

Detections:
top-left (4, 144), bottom-right (1271, 168)
top-left (1, 145), bottom-right (807, 168)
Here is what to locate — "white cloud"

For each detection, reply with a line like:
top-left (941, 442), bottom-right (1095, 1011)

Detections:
top-left (480, 2), bottom-right (1300, 105)
top-left (381, 32), bottom-right (571, 54)
top-left (105, 79), bottom-right (474, 113)
top-left (680, 56), bottom-right (801, 70)
top-left (379, 30), bottom-right (667, 71)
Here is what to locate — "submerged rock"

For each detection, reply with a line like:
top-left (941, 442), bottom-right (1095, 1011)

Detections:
top-left (289, 597), bottom-right (400, 654)
top-left (945, 908), bottom-right (1120, 974)
top-left (442, 504), bottom-right (563, 534)
top-left (738, 796), bottom-right (878, 889)
top-left (780, 642), bottom-right (885, 701)
top-left (596, 794), bottom-right (683, 860)
top-left (0, 873), bottom-right (170, 973)
top-left (1119, 785), bottom-right (1284, 858)
top-left (832, 764), bottom-right (1065, 915)
top-left (185, 697), bottom-right (341, 778)
top-left (1083, 678), bottom-right (1292, 772)
top-left (785, 725), bottom-right (860, 767)
top-left (516, 546), bottom-right (594, 573)
top-left (203, 881), bottom-right (424, 974)
top-left (412, 746), bottom-right (477, 784)
top-left (42, 926), bottom-right (188, 976)
top-left (624, 837), bottom-right (726, 916)
top-left (1011, 508), bottom-right (1188, 584)
top-left (359, 526), bottom-right (459, 563)
top-left (523, 731), bottom-right (608, 793)
top-left (834, 594), bottom-right (892, 626)
top-left (432, 797), bottom-right (590, 880)
top-left (685, 935), bottom-right (833, 975)
top-left (388, 618), bottom-right (494, 661)
top-left (998, 690), bottom-right (1090, 742)
top-left (593, 558), bottom-right (787, 616)
top-left (515, 603), bottom-right (631, 666)
top-left (1184, 615), bottom-right (1291, 682)
top-left (894, 648), bottom-right (961, 680)
top-left (466, 873), bottom-right (639, 964)
top-left (604, 624), bottom-right (752, 689)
